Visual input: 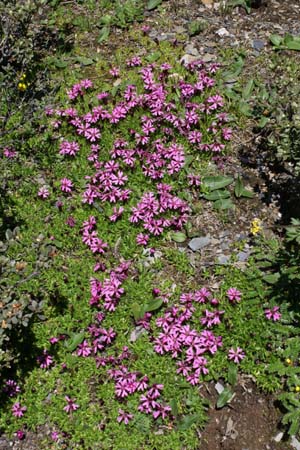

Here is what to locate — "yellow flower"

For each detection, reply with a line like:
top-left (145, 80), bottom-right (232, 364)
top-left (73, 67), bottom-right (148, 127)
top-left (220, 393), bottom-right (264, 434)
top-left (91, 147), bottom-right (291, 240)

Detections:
top-left (20, 73), bottom-right (26, 80)
top-left (295, 386), bottom-right (300, 392)
top-left (18, 82), bottom-right (27, 91)
top-left (250, 218), bottom-right (261, 235)
top-left (286, 358), bottom-right (292, 365)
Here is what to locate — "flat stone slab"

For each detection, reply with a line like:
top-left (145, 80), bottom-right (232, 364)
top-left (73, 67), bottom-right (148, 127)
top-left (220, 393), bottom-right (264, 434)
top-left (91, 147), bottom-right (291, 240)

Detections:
top-left (188, 236), bottom-right (211, 251)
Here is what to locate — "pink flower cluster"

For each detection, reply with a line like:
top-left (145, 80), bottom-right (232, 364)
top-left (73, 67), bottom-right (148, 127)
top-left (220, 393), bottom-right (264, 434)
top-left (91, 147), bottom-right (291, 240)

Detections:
top-left (67, 79), bottom-right (93, 100)
top-left (154, 299), bottom-right (223, 386)
top-left (81, 216), bottom-right (108, 255)
top-left (129, 184), bottom-right (190, 236)
top-left (47, 59), bottom-right (233, 247)
top-left (89, 260), bottom-right (130, 311)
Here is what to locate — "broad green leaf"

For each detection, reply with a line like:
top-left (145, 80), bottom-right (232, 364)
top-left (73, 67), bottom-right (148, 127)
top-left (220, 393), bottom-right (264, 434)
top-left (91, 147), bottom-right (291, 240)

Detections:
top-left (203, 176), bottom-right (234, 191)
top-left (144, 297), bottom-right (164, 312)
top-left (99, 14), bottom-right (112, 25)
top-left (98, 26), bottom-right (110, 43)
top-left (234, 175), bottom-right (243, 198)
top-left (269, 34), bottom-right (283, 47)
top-left (238, 100), bottom-right (252, 116)
top-left (53, 58), bottom-right (68, 68)
top-left (239, 188), bottom-right (254, 198)
top-left (177, 414), bottom-right (199, 431)
top-left (242, 79), bottom-right (254, 100)
top-left (223, 56), bottom-right (245, 81)
top-left (76, 56), bottom-right (94, 66)
top-left (228, 365), bottom-right (238, 386)
top-left (204, 189), bottom-right (230, 201)
top-left (147, 0), bottom-right (162, 10)
top-left (146, 51), bottom-right (161, 62)
top-left (213, 198), bottom-right (234, 210)
top-left (64, 332), bottom-right (85, 352)
top-left (131, 303), bottom-right (145, 321)
top-left (286, 40), bottom-right (300, 51)
top-left (170, 398), bottom-right (179, 417)
top-left (216, 387), bottom-right (234, 409)
top-left (171, 232), bottom-right (187, 243)
top-left (258, 116), bottom-right (269, 128)
top-left (263, 273), bottom-right (280, 284)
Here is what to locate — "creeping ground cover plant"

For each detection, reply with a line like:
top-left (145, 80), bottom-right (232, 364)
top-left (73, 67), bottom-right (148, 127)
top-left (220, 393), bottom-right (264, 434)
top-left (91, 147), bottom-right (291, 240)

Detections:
top-left (1, 47), bottom-right (299, 448)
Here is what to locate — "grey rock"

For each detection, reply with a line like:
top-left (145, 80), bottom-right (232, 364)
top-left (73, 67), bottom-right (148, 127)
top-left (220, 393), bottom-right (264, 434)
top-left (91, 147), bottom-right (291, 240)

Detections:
top-left (184, 43), bottom-right (200, 56)
top-left (291, 436), bottom-right (300, 450)
top-left (273, 432), bottom-right (284, 443)
top-left (215, 382), bottom-right (224, 394)
top-left (237, 251), bottom-right (250, 262)
top-left (202, 53), bottom-right (217, 63)
top-left (221, 242), bottom-right (230, 250)
top-left (252, 39), bottom-right (265, 51)
top-left (174, 25), bottom-right (186, 34)
top-left (217, 255), bottom-right (230, 265)
top-left (180, 54), bottom-right (200, 65)
top-left (188, 236), bottom-right (211, 251)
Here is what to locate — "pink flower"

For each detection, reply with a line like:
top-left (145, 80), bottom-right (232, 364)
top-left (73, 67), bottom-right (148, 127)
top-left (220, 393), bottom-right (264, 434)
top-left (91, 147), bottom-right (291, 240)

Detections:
top-left (77, 340), bottom-right (92, 357)
top-left (63, 396), bottom-right (79, 413)
top-left (60, 178), bottom-right (73, 193)
top-left (3, 147), bottom-right (17, 158)
top-left (117, 409), bottom-right (134, 424)
top-left (16, 429), bottom-right (25, 440)
top-left (37, 350), bottom-right (53, 369)
top-left (227, 288), bottom-right (242, 303)
top-left (12, 402), bottom-right (27, 418)
top-left (265, 306), bottom-right (281, 322)
top-left (136, 233), bottom-right (149, 246)
top-left (228, 347), bottom-right (245, 364)
top-left (38, 187), bottom-right (50, 199)
top-left (4, 380), bottom-right (21, 397)
top-left (109, 67), bottom-right (120, 77)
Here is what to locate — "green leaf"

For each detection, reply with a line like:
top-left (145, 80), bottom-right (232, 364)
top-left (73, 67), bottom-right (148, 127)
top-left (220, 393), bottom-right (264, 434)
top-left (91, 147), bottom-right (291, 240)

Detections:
top-left (144, 297), bottom-right (164, 313)
top-left (171, 232), bottom-right (187, 243)
top-left (238, 100), bottom-right (252, 116)
top-left (170, 398), bottom-right (179, 418)
top-left (98, 26), bottom-right (110, 43)
top-left (263, 273), bottom-right (280, 284)
top-left (76, 56), bottom-right (94, 66)
top-left (228, 365), bottom-right (238, 386)
top-left (213, 198), bottom-right (234, 210)
top-left (240, 188), bottom-right (254, 198)
top-left (202, 176), bottom-right (234, 191)
top-left (53, 58), bottom-right (69, 68)
top-left (258, 116), bottom-right (269, 128)
top-left (204, 189), bottom-right (230, 201)
top-left (242, 79), bottom-right (254, 100)
top-left (216, 387), bottom-right (234, 409)
top-left (131, 303), bottom-right (145, 321)
top-left (64, 332), bottom-right (85, 352)
top-left (223, 56), bottom-right (245, 81)
top-left (234, 175), bottom-right (243, 198)
top-left (147, 0), bottom-right (162, 10)
top-left (286, 40), bottom-right (300, 51)
top-left (146, 52), bottom-right (161, 62)
top-left (269, 34), bottom-right (283, 47)
top-left (177, 414), bottom-right (199, 431)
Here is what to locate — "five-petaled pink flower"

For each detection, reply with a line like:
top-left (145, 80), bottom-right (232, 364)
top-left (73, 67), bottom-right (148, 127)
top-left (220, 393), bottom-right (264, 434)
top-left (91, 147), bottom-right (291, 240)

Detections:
top-left (265, 306), bottom-right (281, 322)
top-left (61, 178), bottom-right (73, 193)
top-left (63, 396), bottom-right (79, 413)
top-left (117, 409), bottom-right (134, 424)
top-left (227, 288), bottom-right (242, 303)
top-left (38, 187), bottom-right (50, 199)
top-left (12, 402), bottom-right (27, 418)
top-left (228, 347), bottom-right (245, 364)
